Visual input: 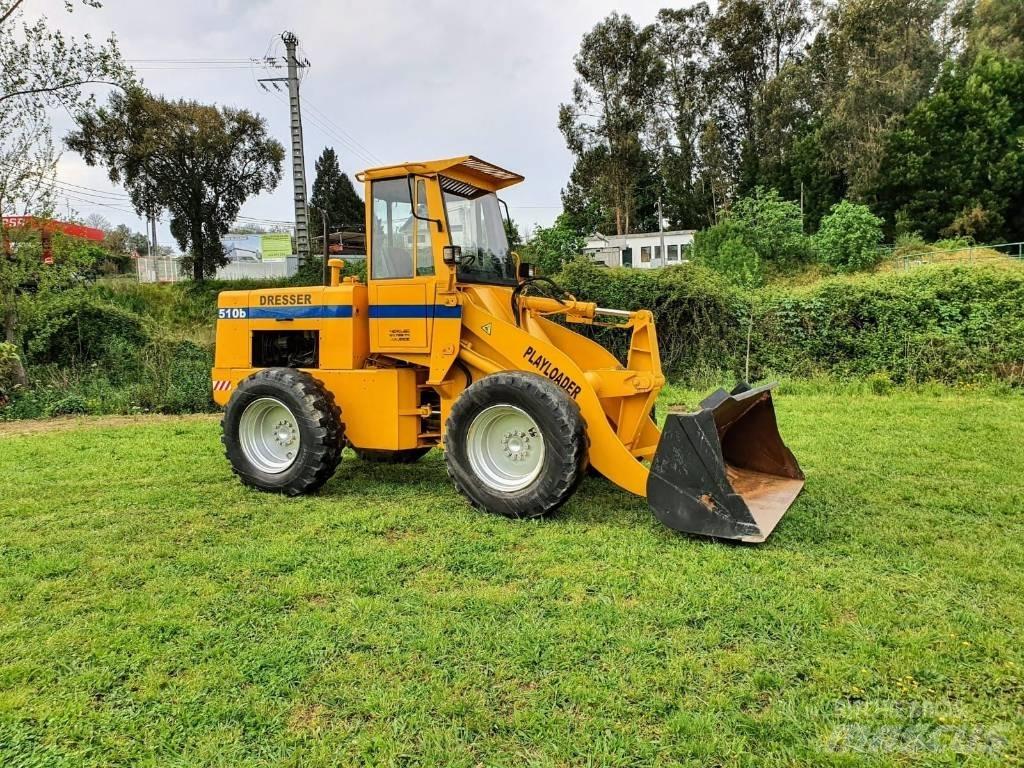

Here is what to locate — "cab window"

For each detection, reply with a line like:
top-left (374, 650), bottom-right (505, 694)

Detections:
top-left (371, 178), bottom-right (414, 279)
top-left (415, 178), bottom-right (434, 276)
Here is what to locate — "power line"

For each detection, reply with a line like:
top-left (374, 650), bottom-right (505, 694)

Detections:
top-left (235, 215), bottom-right (296, 226)
top-left (260, 85), bottom-right (378, 169)
top-left (126, 58), bottom-right (268, 63)
top-left (40, 178), bottom-right (134, 202)
top-left (0, 159), bottom-right (137, 202)
top-left (302, 99), bottom-right (382, 165)
top-left (250, 55), bottom-right (381, 169)
top-left (50, 190), bottom-right (139, 217)
top-left (134, 65), bottom-right (269, 71)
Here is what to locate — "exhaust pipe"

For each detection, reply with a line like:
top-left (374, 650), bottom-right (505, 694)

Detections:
top-left (647, 383), bottom-right (804, 543)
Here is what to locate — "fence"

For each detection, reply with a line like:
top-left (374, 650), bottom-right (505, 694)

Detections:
top-left (136, 256), bottom-right (299, 283)
top-left (136, 256), bottom-right (185, 283)
top-left (214, 257), bottom-right (298, 280)
top-left (892, 241), bottom-right (1024, 271)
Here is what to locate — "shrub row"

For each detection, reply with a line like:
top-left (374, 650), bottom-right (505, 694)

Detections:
top-left (2, 291), bottom-right (215, 420)
top-left (557, 259), bottom-right (1024, 385)
top-left (4, 261), bottom-right (1021, 420)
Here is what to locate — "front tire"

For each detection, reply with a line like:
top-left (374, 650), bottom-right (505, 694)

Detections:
top-left (444, 371), bottom-right (588, 519)
top-left (222, 368), bottom-right (343, 495)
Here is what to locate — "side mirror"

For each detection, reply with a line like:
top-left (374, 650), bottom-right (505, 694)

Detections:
top-left (517, 261), bottom-right (535, 279)
top-left (443, 245), bottom-right (462, 266)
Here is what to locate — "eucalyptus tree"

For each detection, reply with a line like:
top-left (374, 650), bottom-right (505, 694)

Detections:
top-left (558, 12), bottom-right (663, 236)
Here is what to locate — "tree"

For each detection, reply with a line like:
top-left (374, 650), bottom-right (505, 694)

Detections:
top-left (871, 53), bottom-right (1024, 241)
top-left (692, 186), bottom-right (811, 283)
top-left (652, 4), bottom-right (716, 229)
top-left (0, 0), bottom-right (132, 216)
top-left (503, 218), bottom-right (522, 250)
top-left (814, 200), bottom-right (884, 271)
top-left (308, 147), bottom-right (364, 240)
top-left (704, 0), bottom-right (813, 192)
top-left (0, 0), bottom-right (132, 364)
top-left (67, 89), bottom-right (285, 280)
top-left (560, 146), bottom-right (614, 235)
top-left (104, 223), bottom-right (149, 258)
top-left (802, 0), bottom-right (948, 200)
top-left (519, 215), bottom-right (585, 275)
top-left (559, 13), bottom-right (663, 236)
top-left (956, 0), bottom-right (1024, 60)
top-left (85, 213), bottom-right (111, 231)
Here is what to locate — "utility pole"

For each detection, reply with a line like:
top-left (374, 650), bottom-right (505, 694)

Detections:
top-left (260, 32), bottom-right (311, 265)
top-left (657, 196), bottom-right (665, 267)
top-left (283, 31), bottom-right (310, 265)
top-left (315, 205), bottom-right (329, 285)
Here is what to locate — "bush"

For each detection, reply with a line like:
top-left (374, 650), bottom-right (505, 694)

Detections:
top-left (866, 371), bottom-right (894, 395)
top-left (520, 216), bottom-right (585, 275)
top-left (46, 394), bottom-right (89, 417)
top-left (692, 188), bottom-right (813, 284)
top-left (160, 340), bottom-right (215, 413)
top-left (0, 342), bottom-right (27, 403)
top-left (815, 201), bottom-right (885, 272)
top-left (556, 258), bottom-right (747, 378)
top-left (125, 337), bottom-right (213, 414)
top-left (554, 260), bottom-right (1024, 385)
top-left (22, 293), bottom-right (149, 369)
top-left (730, 188), bottom-right (813, 267)
top-left (751, 266), bottom-right (1024, 383)
top-left (691, 219), bottom-right (764, 287)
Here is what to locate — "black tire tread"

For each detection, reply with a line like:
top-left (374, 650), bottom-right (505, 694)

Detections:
top-left (444, 371), bottom-right (588, 519)
top-left (222, 367), bottom-right (344, 496)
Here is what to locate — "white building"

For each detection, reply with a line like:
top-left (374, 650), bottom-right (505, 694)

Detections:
top-left (583, 230), bottom-right (695, 268)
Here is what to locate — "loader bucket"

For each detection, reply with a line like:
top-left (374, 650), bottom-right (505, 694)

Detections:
top-left (647, 383), bottom-right (804, 543)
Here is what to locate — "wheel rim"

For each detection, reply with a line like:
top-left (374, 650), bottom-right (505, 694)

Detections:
top-left (238, 397), bottom-right (301, 474)
top-left (466, 404), bottom-right (545, 492)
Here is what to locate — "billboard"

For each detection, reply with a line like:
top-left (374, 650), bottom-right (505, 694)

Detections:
top-left (260, 232), bottom-right (292, 260)
top-left (223, 232), bottom-right (293, 262)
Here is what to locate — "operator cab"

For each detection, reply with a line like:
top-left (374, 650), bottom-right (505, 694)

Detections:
top-left (357, 156), bottom-right (524, 289)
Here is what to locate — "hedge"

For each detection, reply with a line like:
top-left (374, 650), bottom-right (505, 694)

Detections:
top-left (556, 259), bottom-right (1024, 385)
top-left (4, 261), bottom-right (1022, 421)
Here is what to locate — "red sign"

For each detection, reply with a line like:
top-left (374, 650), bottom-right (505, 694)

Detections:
top-left (2, 216), bottom-right (105, 242)
top-left (2, 216), bottom-right (105, 264)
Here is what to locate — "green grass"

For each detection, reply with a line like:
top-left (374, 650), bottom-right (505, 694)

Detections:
top-left (1, 388), bottom-right (1022, 767)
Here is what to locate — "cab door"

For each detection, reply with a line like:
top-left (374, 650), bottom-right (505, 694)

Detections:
top-left (368, 176), bottom-right (436, 354)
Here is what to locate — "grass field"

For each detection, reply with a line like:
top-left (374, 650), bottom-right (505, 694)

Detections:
top-left (1, 386), bottom-right (1022, 767)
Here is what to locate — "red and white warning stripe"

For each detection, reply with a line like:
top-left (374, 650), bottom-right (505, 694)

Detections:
top-left (213, 380), bottom-right (232, 392)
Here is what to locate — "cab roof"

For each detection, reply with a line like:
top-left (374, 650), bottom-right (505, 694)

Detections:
top-left (355, 155), bottom-right (524, 192)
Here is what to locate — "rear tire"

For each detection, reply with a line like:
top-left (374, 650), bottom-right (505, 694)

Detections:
top-left (444, 371), bottom-right (588, 519)
top-left (222, 368), bottom-right (343, 495)
top-left (354, 447), bottom-right (431, 463)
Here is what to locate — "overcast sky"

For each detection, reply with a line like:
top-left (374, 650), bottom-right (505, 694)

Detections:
top-left (38, 0), bottom-right (670, 246)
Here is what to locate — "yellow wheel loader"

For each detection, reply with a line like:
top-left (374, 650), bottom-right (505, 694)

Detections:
top-left (212, 157), bottom-right (804, 542)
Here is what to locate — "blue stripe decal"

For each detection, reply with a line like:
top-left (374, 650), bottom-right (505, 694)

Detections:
top-left (369, 304), bottom-right (462, 319)
top-left (219, 304), bottom-right (460, 320)
top-left (247, 305), bottom-right (353, 320)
